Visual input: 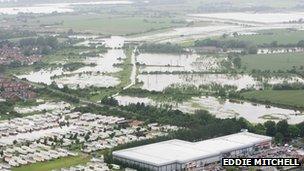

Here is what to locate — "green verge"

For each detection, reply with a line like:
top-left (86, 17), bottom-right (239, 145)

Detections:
top-left (115, 48), bottom-right (133, 88)
top-left (12, 155), bottom-right (91, 171)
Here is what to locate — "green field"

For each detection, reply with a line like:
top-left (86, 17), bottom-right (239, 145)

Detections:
top-left (21, 14), bottom-right (185, 35)
top-left (242, 90), bottom-right (304, 108)
top-left (12, 155), bottom-right (91, 171)
top-left (228, 29), bottom-right (304, 45)
top-left (241, 52), bottom-right (304, 71)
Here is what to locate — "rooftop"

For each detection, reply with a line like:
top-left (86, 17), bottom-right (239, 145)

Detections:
top-left (113, 132), bottom-right (272, 166)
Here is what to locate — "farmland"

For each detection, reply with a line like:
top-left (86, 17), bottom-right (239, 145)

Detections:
top-left (240, 52), bottom-right (304, 71)
top-left (14, 14), bottom-right (186, 35)
top-left (241, 90), bottom-right (304, 109)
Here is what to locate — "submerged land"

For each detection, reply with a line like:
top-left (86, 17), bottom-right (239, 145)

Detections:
top-left (0, 0), bottom-right (304, 171)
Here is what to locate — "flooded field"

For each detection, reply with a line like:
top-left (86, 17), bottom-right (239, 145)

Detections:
top-left (55, 73), bottom-right (120, 89)
top-left (137, 53), bottom-right (222, 73)
top-left (18, 68), bottom-right (64, 85)
top-left (137, 74), bottom-right (304, 91)
top-left (131, 25), bottom-right (241, 42)
top-left (131, 11), bottom-right (304, 43)
top-left (73, 49), bottom-right (126, 74)
top-left (177, 96), bottom-right (304, 124)
top-left (18, 36), bottom-right (126, 88)
top-left (115, 95), bottom-right (304, 124)
top-left (0, 1), bottom-right (133, 14)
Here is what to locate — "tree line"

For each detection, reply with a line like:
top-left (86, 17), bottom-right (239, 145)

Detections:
top-left (194, 38), bottom-right (258, 54)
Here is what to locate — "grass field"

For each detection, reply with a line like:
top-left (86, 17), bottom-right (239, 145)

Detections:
top-left (220, 29), bottom-right (304, 45)
top-left (241, 52), bottom-right (304, 71)
top-left (115, 48), bottom-right (133, 88)
top-left (21, 14), bottom-right (185, 35)
top-left (12, 155), bottom-right (91, 171)
top-left (241, 90), bottom-right (304, 108)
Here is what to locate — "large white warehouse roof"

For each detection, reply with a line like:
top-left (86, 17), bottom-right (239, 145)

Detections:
top-left (113, 132), bottom-right (272, 166)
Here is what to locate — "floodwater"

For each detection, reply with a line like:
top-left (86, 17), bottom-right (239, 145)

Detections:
top-left (115, 95), bottom-right (304, 124)
top-left (55, 73), bottom-right (120, 89)
top-left (131, 25), bottom-right (241, 42)
top-left (178, 96), bottom-right (304, 124)
top-left (72, 49), bottom-right (126, 74)
top-left (18, 36), bottom-right (126, 88)
top-left (0, 1), bottom-right (133, 14)
top-left (131, 11), bottom-right (304, 43)
top-left (17, 68), bottom-right (64, 85)
top-left (138, 74), bottom-right (255, 91)
top-left (137, 53), bottom-right (221, 73)
top-left (137, 74), bottom-right (304, 91)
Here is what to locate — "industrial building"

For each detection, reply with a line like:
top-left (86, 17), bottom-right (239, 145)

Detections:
top-left (113, 132), bottom-right (272, 171)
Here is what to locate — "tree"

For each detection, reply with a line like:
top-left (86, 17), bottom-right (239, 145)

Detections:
top-left (297, 40), bottom-right (304, 47)
top-left (288, 125), bottom-right (300, 138)
top-left (232, 57), bottom-right (242, 69)
top-left (246, 45), bottom-right (258, 54)
top-left (67, 29), bottom-right (74, 35)
top-left (275, 132), bottom-right (284, 144)
top-left (276, 120), bottom-right (289, 139)
top-left (270, 41), bottom-right (278, 47)
top-left (264, 121), bottom-right (276, 137)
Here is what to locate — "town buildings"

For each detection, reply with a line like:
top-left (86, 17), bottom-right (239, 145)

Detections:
top-left (0, 77), bottom-right (37, 100)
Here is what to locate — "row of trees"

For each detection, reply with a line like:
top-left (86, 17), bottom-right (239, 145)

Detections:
top-left (36, 87), bottom-right (80, 104)
top-left (259, 40), bottom-right (304, 48)
top-left (264, 120), bottom-right (304, 144)
top-left (272, 82), bottom-right (304, 90)
top-left (194, 38), bottom-right (258, 54)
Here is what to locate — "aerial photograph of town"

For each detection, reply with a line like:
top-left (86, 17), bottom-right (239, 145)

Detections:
top-left (1, 0), bottom-right (304, 171)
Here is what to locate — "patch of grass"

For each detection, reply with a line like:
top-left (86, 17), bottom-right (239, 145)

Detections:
top-left (114, 48), bottom-right (133, 88)
top-left (12, 155), bottom-right (91, 171)
top-left (89, 88), bottom-right (120, 102)
top-left (241, 90), bottom-right (304, 109)
top-left (241, 52), bottom-right (304, 71)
